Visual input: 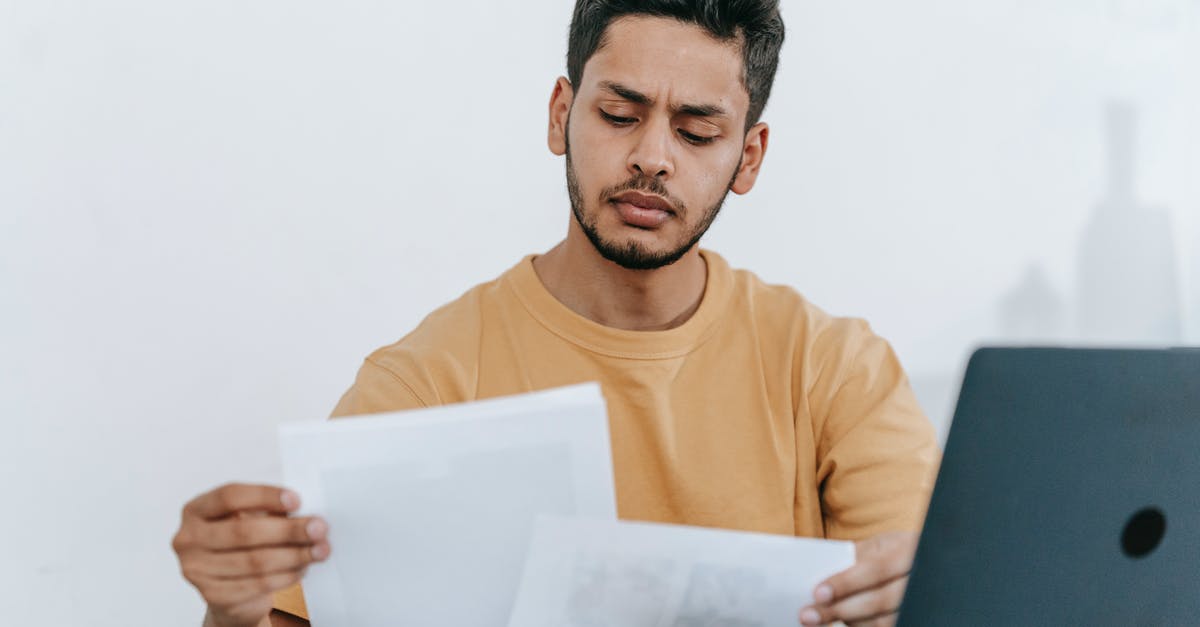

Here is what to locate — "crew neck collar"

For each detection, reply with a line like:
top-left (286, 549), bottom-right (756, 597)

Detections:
top-left (504, 249), bottom-right (735, 360)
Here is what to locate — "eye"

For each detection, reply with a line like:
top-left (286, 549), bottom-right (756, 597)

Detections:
top-left (599, 110), bottom-right (637, 126)
top-left (679, 130), bottom-right (717, 146)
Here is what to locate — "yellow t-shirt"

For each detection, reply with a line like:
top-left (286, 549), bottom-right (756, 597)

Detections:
top-left (273, 249), bottom-right (939, 621)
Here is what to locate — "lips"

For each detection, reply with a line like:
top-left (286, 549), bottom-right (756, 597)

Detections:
top-left (611, 191), bottom-right (676, 214)
top-left (609, 191), bottom-right (676, 229)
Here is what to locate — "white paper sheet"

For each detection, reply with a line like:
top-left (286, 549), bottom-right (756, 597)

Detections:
top-left (508, 516), bottom-right (855, 627)
top-left (278, 383), bottom-right (617, 627)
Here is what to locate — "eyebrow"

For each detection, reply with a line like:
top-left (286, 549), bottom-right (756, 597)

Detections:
top-left (598, 80), bottom-right (729, 119)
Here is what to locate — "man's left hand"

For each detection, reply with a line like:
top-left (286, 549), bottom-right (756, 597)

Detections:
top-left (798, 530), bottom-right (918, 627)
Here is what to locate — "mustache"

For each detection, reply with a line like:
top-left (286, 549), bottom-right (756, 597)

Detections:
top-left (600, 176), bottom-right (686, 216)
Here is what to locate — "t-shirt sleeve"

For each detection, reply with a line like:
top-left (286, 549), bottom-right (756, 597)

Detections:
top-left (330, 357), bottom-right (430, 417)
top-left (271, 358), bottom-right (431, 620)
top-left (271, 584), bottom-right (310, 622)
top-left (811, 320), bottom-right (941, 541)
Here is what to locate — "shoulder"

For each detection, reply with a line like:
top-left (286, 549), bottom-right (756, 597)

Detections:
top-left (720, 258), bottom-right (894, 403)
top-left (356, 262), bottom-right (522, 408)
top-left (727, 262), bottom-right (874, 353)
top-left (369, 280), bottom-right (490, 371)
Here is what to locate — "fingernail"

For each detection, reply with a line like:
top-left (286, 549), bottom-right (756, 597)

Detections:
top-left (306, 518), bottom-right (327, 540)
top-left (281, 490), bottom-right (300, 510)
top-left (800, 608), bottom-right (821, 624)
top-left (814, 584), bottom-right (833, 603)
top-left (311, 543), bottom-right (330, 560)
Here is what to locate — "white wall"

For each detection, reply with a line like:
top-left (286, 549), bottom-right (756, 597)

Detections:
top-left (2, 0), bottom-right (1196, 624)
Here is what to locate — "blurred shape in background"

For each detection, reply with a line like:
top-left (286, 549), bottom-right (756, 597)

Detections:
top-left (998, 263), bottom-right (1066, 342)
top-left (923, 100), bottom-right (1191, 442)
top-left (1076, 102), bottom-right (1182, 344)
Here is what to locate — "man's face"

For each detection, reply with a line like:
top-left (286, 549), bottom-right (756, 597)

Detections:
top-left (561, 16), bottom-right (755, 270)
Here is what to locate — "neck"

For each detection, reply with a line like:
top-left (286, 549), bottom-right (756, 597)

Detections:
top-left (532, 221), bottom-right (708, 332)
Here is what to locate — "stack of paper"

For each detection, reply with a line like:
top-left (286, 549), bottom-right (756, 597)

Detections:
top-left (279, 384), bottom-right (617, 626)
top-left (509, 516), bottom-right (854, 627)
top-left (279, 383), bottom-right (854, 626)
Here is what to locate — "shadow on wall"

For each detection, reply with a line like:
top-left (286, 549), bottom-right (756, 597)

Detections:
top-left (913, 101), bottom-right (1191, 442)
top-left (1076, 103), bottom-right (1182, 344)
top-left (999, 103), bottom-right (1184, 346)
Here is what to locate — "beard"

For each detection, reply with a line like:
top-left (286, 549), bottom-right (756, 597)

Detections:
top-left (565, 136), bottom-right (740, 271)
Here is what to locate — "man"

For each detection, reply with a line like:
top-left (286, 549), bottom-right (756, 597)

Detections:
top-left (171, 2), bottom-right (939, 626)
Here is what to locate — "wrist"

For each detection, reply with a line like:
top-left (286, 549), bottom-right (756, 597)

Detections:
top-left (202, 608), bottom-right (271, 627)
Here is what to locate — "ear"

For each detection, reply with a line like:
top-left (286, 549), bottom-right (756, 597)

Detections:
top-left (548, 76), bottom-right (574, 156)
top-left (730, 122), bottom-right (769, 195)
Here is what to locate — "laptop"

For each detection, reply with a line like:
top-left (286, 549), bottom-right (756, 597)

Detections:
top-left (898, 347), bottom-right (1200, 626)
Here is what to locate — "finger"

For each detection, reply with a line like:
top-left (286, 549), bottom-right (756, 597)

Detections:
top-left (828, 576), bottom-right (907, 623)
top-left (184, 484), bottom-right (300, 520)
top-left (813, 536), bottom-right (914, 605)
top-left (811, 562), bottom-right (902, 609)
top-left (800, 576), bottom-right (906, 626)
top-left (202, 516), bottom-right (327, 551)
top-left (196, 543), bottom-right (330, 579)
top-left (197, 566), bottom-right (309, 610)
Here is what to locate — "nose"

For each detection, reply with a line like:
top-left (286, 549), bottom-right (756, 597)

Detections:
top-left (626, 117), bottom-right (675, 180)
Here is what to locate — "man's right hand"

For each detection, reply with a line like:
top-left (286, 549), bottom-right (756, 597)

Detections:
top-left (171, 483), bottom-right (330, 627)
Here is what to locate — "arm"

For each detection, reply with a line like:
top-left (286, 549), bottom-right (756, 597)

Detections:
top-left (201, 611), bottom-right (277, 627)
top-left (799, 320), bottom-right (939, 625)
top-left (811, 322), bottom-right (939, 538)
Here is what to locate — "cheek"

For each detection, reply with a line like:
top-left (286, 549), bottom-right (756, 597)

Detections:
top-left (683, 149), bottom-right (741, 200)
top-left (571, 127), bottom-right (628, 194)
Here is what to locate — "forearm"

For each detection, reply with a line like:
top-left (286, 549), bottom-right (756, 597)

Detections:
top-left (200, 609), bottom-right (276, 627)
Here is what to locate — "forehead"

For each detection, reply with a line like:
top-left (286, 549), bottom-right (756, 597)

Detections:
top-left (581, 16), bottom-right (748, 112)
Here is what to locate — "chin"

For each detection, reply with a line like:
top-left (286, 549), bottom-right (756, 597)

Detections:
top-left (602, 228), bottom-right (671, 252)
top-left (594, 236), bottom-right (692, 271)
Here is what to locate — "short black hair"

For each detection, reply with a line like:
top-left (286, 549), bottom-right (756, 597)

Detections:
top-left (567, 0), bottom-right (785, 132)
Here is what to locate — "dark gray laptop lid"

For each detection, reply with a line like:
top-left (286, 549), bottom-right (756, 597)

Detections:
top-left (898, 347), bottom-right (1200, 626)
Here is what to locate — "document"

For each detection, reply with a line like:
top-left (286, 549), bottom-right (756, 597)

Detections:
top-left (278, 383), bottom-right (617, 627)
top-left (508, 516), bottom-right (855, 627)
